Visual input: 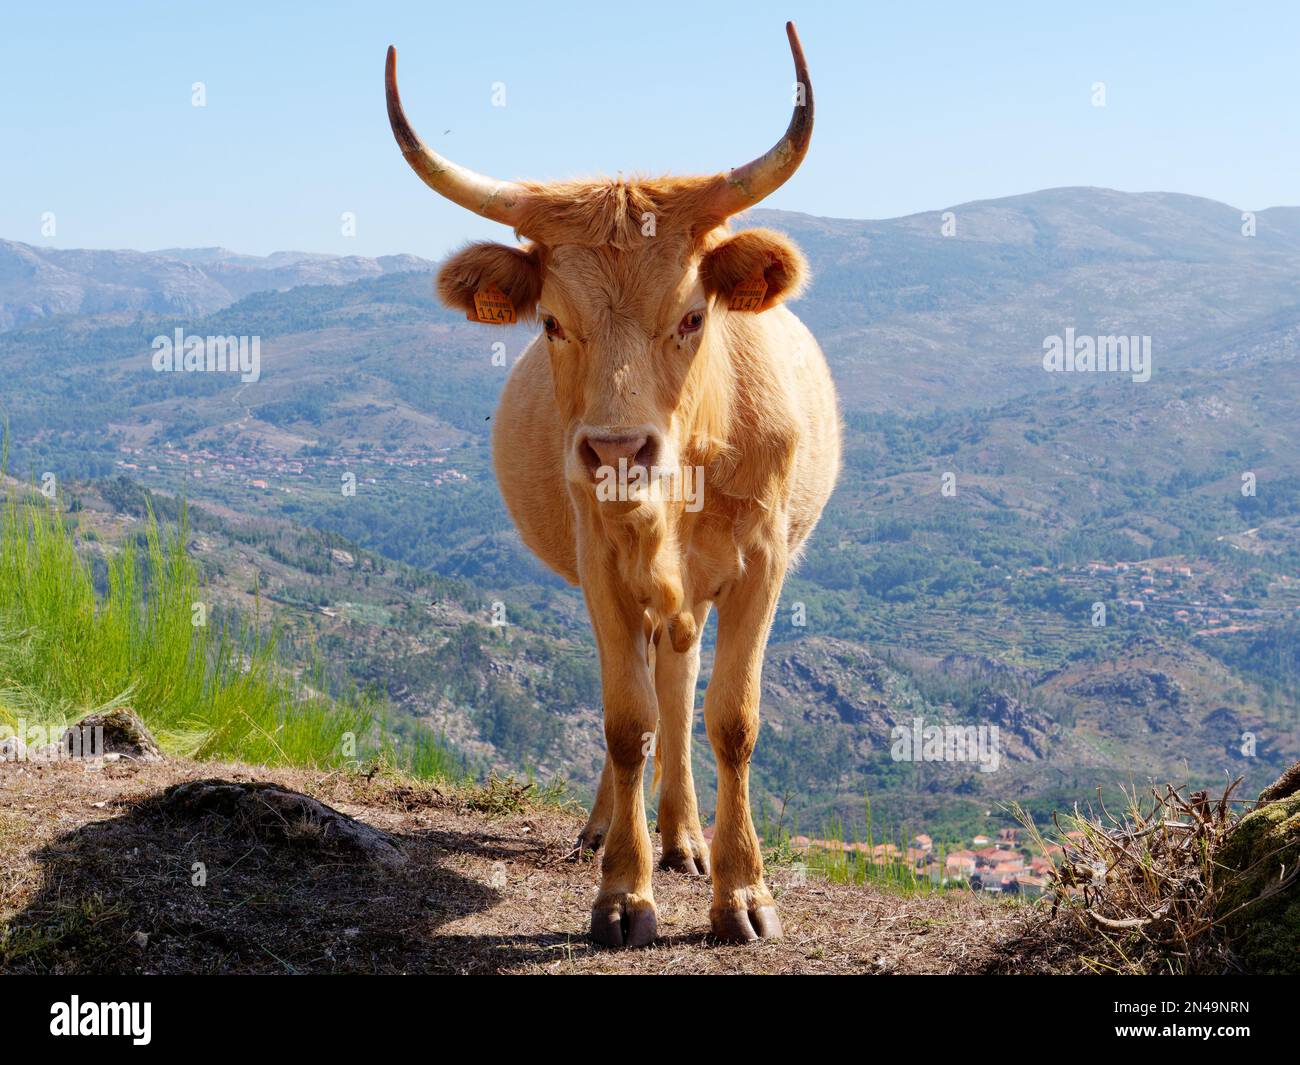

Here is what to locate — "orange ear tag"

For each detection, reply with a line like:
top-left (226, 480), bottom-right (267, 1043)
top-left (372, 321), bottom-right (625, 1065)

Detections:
top-left (472, 283), bottom-right (517, 324)
top-left (729, 274), bottom-right (768, 312)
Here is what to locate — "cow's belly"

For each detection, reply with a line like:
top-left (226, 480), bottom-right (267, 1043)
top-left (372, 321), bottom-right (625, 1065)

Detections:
top-left (491, 337), bottom-right (579, 584)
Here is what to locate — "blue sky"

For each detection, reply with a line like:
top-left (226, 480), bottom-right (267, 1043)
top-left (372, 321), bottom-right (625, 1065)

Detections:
top-left (2, 0), bottom-right (1296, 257)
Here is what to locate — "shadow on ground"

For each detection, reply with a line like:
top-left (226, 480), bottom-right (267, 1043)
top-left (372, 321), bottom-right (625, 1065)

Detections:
top-left (1, 771), bottom-right (576, 974)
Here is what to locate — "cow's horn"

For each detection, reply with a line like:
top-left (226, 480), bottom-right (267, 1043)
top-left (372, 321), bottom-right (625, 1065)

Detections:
top-left (711, 21), bottom-right (814, 216)
top-left (385, 46), bottom-right (529, 227)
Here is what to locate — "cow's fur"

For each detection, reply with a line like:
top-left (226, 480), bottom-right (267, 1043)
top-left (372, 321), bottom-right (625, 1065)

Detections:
top-left (438, 176), bottom-right (841, 945)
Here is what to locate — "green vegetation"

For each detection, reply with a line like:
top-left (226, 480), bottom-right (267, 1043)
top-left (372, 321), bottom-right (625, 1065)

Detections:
top-left (0, 475), bottom-right (455, 778)
top-left (1215, 787), bottom-right (1300, 974)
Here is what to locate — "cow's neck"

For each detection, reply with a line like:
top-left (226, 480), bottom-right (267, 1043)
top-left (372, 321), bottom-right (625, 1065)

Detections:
top-left (580, 326), bottom-right (730, 618)
top-left (678, 321), bottom-right (734, 471)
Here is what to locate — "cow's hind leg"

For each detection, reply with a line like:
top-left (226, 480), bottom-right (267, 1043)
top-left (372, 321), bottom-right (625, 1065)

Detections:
top-left (654, 602), bottom-right (711, 876)
top-left (577, 758), bottom-right (613, 854)
top-left (704, 549), bottom-right (785, 942)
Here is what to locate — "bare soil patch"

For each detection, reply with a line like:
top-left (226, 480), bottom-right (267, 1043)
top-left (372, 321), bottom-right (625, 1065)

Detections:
top-left (0, 758), bottom-right (1050, 974)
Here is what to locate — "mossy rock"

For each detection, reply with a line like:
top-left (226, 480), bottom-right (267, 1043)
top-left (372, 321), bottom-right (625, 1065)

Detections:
top-left (1215, 787), bottom-right (1300, 974)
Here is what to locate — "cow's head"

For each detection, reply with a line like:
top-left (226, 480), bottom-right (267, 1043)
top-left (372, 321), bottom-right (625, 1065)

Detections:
top-left (386, 23), bottom-right (813, 499)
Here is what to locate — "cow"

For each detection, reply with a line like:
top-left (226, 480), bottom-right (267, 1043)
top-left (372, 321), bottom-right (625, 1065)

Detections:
top-left (386, 21), bottom-right (841, 947)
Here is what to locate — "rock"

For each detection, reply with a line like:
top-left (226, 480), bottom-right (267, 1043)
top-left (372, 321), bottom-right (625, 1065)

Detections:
top-left (771, 641), bottom-right (898, 729)
top-left (164, 778), bottom-right (407, 868)
top-left (1067, 669), bottom-right (1183, 708)
top-left (1214, 760), bottom-right (1300, 974)
top-left (972, 690), bottom-right (1056, 760)
top-left (1258, 761), bottom-right (1300, 805)
top-left (62, 707), bottom-right (164, 763)
top-left (0, 735), bottom-right (26, 762)
top-left (27, 742), bottom-right (64, 762)
top-left (938, 652), bottom-right (1039, 688)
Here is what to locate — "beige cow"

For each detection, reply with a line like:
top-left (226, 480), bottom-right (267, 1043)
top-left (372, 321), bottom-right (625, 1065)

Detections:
top-left (386, 22), bottom-right (841, 946)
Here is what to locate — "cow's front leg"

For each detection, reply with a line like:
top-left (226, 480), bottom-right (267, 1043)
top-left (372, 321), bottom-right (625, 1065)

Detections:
top-left (581, 552), bottom-right (659, 948)
top-left (704, 546), bottom-right (786, 942)
top-left (655, 602), bottom-right (711, 875)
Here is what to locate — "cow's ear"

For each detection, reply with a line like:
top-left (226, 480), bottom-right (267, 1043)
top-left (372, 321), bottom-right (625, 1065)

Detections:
top-left (436, 241), bottom-right (543, 323)
top-left (699, 228), bottom-right (809, 312)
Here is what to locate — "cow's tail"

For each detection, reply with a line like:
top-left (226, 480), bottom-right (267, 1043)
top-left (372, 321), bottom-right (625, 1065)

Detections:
top-left (643, 610), bottom-right (664, 797)
top-left (651, 725), bottom-right (663, 796)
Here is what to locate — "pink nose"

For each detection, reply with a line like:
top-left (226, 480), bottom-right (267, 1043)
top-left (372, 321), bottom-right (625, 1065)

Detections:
top-left (579, 432), bottom-right (657, 475)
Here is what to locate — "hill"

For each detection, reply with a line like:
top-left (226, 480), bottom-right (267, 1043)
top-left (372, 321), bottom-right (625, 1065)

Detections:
top-left (0, 239), bottom-right (433, 331)
top-left (750, 188), bottom-right (1300, 410)
top-left (48, 474), bottom-right (1295, 842)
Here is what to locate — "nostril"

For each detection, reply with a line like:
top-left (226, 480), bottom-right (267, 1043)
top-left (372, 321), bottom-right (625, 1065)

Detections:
top-left (635, 437), bottom-right (659, 469)
top-left (579, 438), bottom-right (602, 472)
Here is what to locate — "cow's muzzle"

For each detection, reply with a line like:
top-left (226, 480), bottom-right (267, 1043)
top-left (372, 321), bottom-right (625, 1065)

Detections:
top-left (576, 428), bottom-right (662, 480)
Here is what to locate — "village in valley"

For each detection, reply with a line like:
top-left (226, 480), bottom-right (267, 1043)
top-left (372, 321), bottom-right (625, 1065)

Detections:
top-left (114, 441), bottom-right (471, 494)
top-left (1062, 556), bottom-right (1297, 636)
top-left (788, 826), bottom-right (1083, 897)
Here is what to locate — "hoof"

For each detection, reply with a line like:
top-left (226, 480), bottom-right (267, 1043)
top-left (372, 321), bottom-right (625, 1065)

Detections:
top-left (659, 844), bottom-right (710, 877)
top-left (575, 823), bottom-right (606, 855)
top-left (710, 903), bottom-right (783, 943)
top-left (591, 895), bottom-right (658, 949)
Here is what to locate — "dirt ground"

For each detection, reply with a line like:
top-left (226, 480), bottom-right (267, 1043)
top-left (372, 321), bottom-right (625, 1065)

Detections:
top-left (0, 757), bottom-right (1068, 975)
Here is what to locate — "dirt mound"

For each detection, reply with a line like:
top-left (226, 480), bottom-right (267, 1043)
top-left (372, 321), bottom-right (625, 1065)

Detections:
top-left (0, 757), bottom-right (1041, 974)
top-left (163, 778), bottom-right (407, 868)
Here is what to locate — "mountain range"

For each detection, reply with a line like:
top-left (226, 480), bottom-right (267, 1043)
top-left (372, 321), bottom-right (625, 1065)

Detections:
top-left (0, 239), bottom-right (432, 331)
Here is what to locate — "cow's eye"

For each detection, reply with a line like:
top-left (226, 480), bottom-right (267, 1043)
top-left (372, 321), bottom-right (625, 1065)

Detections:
top-left (678, 310), bottom-right (704, 335)
top-left (542, 315), bottom-right (565, 340)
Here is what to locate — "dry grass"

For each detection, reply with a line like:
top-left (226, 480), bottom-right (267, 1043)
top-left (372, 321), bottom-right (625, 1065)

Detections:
top-left (1009, 780), bottom-right (1297, 974)
top-left (460, 774), bottom-right (572, 819)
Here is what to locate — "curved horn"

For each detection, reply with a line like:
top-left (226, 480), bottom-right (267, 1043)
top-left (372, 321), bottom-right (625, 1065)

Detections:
top-left (712, 21), bottom-right (814, 216)
top-left (385, 46), bottom-right (529, 227)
